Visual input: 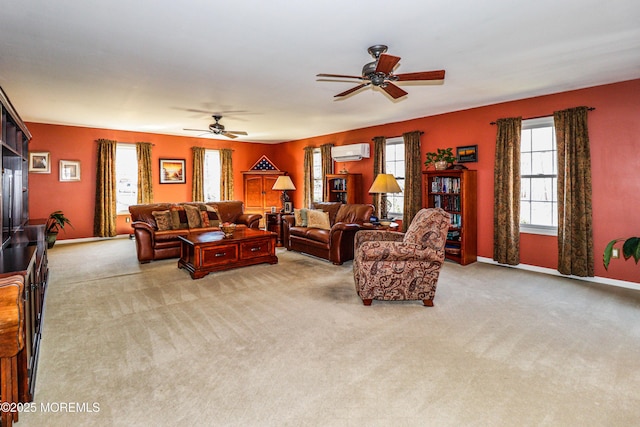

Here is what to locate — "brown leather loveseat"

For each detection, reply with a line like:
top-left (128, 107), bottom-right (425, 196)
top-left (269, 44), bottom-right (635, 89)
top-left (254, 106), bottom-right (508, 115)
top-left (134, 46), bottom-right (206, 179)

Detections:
top-left (282, 202), bottom-right (374, 265)
top-left (129, 201), bottom-right (261, 263)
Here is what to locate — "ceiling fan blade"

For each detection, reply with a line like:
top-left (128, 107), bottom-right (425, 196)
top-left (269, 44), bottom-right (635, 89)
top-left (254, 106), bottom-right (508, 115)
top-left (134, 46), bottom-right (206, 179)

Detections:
top-left (394, 70), bottom-right (446, 81)
top-left (222, 132), bottom-right (239, 139)
top-left (381, 82), bottom-right (408, 99)
top-left (375, 54), bottom-right (401, 74)
top-left (334, 83), bottom-right (370, 97)
top-left (317, 73), bottom-right (364, 80)
top-left (183, 128), bottom-right (210, 132)
top-left (226, 131), bottom-right (248, 136)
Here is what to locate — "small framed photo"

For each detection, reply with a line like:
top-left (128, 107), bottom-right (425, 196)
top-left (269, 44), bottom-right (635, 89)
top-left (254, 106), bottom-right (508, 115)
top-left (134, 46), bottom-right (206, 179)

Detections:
top-left (284, 202), bottom-right (293, 214)
top-left (29, 152), bottom-right (51, 173)
top-left (59, 160), bottom-right (81, 181)
top-left (270, 206), bottom-right (277, 213)
top-left (456, 145), bottom-right (478, 163)
top-left (160, 158), bottom-right (186, 184)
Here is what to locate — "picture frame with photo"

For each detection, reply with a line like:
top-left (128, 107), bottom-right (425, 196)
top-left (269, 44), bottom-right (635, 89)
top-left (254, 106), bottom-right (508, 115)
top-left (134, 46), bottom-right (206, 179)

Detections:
top-left (29, 152), bottom-right (51, 173)
top-left (59, 160), bottom-right (81, 181)
top-left (159, 159), bottom-right (186, 184)
top-left (456, 145), bottom-right (478, 163)
top-left (284, 202), bottom-right (293, 214)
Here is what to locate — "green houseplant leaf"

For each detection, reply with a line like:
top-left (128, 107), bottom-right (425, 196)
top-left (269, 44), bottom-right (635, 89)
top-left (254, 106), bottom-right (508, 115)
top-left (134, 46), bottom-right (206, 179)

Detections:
top-left (46, 210), bottom-right (73, 234)
top-left (603, 236), bottom-right (640, 270)
top-left (424, 147), bottom-right (456, 168)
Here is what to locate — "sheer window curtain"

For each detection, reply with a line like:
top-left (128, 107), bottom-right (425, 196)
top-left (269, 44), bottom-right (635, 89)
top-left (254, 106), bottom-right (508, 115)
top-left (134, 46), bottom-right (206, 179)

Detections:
top-left (220, 149), bottom-right (234, 201)
top-left (493, 117), bottom-right (522, 265)
top-left (555, 107), bottom-right (594, 277)
top-left (136, 142), bottom-right (153, 204)
top-left (372, 136), bottom-right (386, 219)
top-left (303, 146), bottom-right (314, 208)
top-left (402, 131), bottom-right (422, 232)
top-left (94, 139), bottom-right (117, 237)
top-left (192, 146), bottom-right (205, 202)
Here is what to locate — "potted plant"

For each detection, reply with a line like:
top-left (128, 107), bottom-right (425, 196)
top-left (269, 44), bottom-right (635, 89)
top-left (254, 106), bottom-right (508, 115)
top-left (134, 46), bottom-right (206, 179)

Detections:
top-left (425, 148), bottom-right (456, 170)
top-left (603, 236), bottom-right (640, 270)
top-left (46, 210), bottom-right (73, 248)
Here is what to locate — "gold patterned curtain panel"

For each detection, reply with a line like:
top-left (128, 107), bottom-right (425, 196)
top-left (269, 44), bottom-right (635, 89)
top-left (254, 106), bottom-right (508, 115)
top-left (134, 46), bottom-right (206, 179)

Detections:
top-left (554, 107), bottom-right (594, 277)
top-left (493, 117), bottom-right (522, 265)
top-left (136, 142), bottom-right (153, 204)
top-left (220, 148), bottom-right (234, 200)
top-left (303, 146), bottom-right (314, 208)
top-left (402, 131), bottom-right (422, 232)
top-left (94, 139), bottom-right (117, 237)
top-left (191, 146), bottom-right (205, 202)
top-left (372, 136), bottom-right (386, 218)
top-left (320, 143), bottom-right (334, 183)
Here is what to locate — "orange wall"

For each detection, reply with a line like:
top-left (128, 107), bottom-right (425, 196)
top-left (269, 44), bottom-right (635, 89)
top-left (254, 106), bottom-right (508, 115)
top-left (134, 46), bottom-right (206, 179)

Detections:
top-left (27, 79), bottom-right (639, 283)
top-left (279, 79), bottom-right (640, 284)
top-left (26, 124), bottom-right (279, 237)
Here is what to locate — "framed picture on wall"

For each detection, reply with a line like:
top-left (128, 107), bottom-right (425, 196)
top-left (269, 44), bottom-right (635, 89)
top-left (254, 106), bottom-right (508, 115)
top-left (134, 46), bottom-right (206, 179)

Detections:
top-left (59, 160), bottom-right (81, 181)
top-left (29, 152), bottom-right (51, 173)
top-left (456, 145), bottom-right (478, 163)
top-left (159, 158), bottom-right (186, 184)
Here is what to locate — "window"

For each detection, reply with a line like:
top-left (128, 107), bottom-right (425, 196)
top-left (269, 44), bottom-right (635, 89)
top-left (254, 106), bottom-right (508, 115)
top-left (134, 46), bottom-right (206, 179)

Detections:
top-left (116, 144), bottom-right (138, 214)
top-left (312, 148), bottom-right (323, 203)
top-left (520, 117), bottom-right (557, 235)
top-left (385, 137), bottom-right (404, 218)
top-left (203, 149), bottom-right (221, 202)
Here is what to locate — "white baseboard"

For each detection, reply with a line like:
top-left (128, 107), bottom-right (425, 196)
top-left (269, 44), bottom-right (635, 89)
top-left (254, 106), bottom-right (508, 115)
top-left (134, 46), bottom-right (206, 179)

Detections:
top-left (477, 256), bottom-right (640, 291)
top-left (55, 234), bottom-right (132, 245)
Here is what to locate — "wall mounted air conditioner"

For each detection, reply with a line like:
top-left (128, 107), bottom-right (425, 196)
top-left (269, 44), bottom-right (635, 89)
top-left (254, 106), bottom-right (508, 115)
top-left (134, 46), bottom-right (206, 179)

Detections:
top-left (331, 143), bottom-right (371, 162)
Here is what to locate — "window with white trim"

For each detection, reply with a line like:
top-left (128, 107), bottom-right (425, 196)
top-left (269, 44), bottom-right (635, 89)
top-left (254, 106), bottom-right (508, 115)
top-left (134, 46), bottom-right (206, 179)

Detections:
top-left (312, 148), bottom-right (323, 203)
top-left (116, 144), bottom-right (138, 214)
top-left (385, 137), bottom-right (404, 219)
top-left (520, 117), bottom-right (557, 235)
top-left (203, 149), bottom-right (221, 202)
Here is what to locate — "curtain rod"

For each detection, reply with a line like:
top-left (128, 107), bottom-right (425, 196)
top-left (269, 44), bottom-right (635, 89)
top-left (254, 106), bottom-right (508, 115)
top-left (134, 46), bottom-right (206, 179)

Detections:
top-left (372, 131), bottom-right (424, 141)
top-left (489, 107), bottom-right (595, 125)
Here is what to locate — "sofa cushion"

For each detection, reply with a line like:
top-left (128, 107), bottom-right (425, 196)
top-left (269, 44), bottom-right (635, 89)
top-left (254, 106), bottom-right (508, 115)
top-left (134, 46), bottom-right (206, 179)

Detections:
top-left (199, 211), bottom-right (210, 227)
top-left (183, 204), bottom-right (202, 228)
top-left (294, 208), bottom-right (308, 226)
top-left (169, 205), bottom-right (188, 229)
top-left (306, 209), bottom-right (331, 230)
top-left (290, 226), bottom-right (330, 244)
top-left (152, 210), bottom-right (173, 231)
top-left (310, 202), bottom-right (342, 225)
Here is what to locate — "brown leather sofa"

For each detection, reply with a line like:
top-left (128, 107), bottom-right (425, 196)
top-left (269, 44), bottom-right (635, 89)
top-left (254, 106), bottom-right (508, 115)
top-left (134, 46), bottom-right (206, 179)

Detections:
top-left (282, 202), bottom-right (374, 265)
top-left (129, 201), bottom-right (261, 263)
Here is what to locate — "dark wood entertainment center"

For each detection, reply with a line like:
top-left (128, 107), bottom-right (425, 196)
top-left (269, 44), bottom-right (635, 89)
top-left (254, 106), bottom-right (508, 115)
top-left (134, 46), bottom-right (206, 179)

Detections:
top-left (0, 86), bottom-right (48, 411)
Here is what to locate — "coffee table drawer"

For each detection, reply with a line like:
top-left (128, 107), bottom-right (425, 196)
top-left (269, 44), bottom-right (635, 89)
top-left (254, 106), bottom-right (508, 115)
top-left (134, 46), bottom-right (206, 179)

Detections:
top-left (240, 238), bottom-right (272, 260)
top-left (201, 244), bottom-right (238, 266)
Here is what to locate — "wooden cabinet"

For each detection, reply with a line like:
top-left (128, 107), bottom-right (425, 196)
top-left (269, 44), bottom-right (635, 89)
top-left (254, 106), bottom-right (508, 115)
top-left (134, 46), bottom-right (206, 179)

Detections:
top-left (243, 171), bottom-right (286, 227)
top-left (324, 173), bottom-right (362, 203)
top-left (423, 170), bottom-right (477, 265)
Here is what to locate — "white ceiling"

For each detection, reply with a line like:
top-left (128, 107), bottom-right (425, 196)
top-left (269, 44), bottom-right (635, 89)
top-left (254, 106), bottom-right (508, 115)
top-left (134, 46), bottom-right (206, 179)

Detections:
top-left (1, 1), bottom-right (639, 144)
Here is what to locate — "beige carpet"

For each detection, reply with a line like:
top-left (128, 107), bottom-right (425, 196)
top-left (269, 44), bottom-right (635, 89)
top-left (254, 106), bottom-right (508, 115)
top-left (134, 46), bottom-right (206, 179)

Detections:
top-left (16, 238), bottom-right (640, 426)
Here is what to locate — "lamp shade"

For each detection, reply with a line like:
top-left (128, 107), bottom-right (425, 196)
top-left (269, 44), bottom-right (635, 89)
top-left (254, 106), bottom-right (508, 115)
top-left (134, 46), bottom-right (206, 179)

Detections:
top-left (368, 174), bottom-right (402, 194)
top-left (272, 175), bottom-right (296, 191)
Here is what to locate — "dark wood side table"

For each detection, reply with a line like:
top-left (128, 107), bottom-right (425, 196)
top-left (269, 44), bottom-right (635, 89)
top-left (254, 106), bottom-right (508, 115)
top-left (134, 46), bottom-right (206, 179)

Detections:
top-left (265, 212), bottom-right (284, 247)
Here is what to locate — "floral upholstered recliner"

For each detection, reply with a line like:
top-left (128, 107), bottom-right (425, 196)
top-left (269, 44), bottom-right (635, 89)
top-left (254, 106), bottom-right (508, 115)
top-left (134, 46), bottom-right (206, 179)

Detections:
top-left (353, 208), bottom-right (450, 306)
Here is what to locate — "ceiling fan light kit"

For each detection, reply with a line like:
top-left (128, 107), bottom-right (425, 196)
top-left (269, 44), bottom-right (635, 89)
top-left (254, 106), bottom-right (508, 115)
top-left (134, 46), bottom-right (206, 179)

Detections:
top-left (317, 44), bottom-right (445, 99)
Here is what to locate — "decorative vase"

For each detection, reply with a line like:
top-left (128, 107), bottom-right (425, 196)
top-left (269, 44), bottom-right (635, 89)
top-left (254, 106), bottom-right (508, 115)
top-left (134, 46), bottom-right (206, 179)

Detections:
top-left (434, 161), bottom-right (448, 170)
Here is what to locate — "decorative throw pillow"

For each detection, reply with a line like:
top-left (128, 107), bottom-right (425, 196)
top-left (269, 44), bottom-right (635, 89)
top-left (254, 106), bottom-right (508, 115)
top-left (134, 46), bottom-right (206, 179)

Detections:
top-left (199, 211), bottom-right (210, 227)
top-left (305, 209), bottom-right (331, 230)
top-left (169, 205), bottom-right (188, 229)
top-left (183, 204), bottom-right (202, 228)
top-left (205, 205), bottom-right (220, 227)
top-left (294, 208), bottom-right (308, 227)
top-left (152, 210), bottom-right (173, 231)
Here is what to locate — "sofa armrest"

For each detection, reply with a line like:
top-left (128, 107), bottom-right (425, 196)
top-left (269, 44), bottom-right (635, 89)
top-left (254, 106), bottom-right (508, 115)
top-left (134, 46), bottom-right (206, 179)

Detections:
top-left (131, 221), bottom-right (156, 263)
top-left (236, 213), bottom-right (262, 229)
top-left (281, 215), bottom-right (295, 248)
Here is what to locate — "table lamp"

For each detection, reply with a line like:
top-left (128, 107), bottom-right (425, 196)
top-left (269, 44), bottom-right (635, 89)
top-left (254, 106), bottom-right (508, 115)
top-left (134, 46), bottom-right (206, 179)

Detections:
top-left (272, 175), bottom-right (296, 212)
top-left (368, 173), bottom-right (402, 220)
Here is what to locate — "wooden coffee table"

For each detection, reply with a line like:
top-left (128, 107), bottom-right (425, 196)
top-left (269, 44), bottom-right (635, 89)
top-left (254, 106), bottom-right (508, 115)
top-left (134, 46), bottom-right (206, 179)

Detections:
top-left (178, 228), bottom-right (278, 279)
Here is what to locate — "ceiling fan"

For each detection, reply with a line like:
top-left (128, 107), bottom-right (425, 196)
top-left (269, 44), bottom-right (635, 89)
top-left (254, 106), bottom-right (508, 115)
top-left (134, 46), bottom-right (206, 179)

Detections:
top-left (184, 115), bottom-right (248, 139)
top-left (317, 45), bottom-right (445, 99)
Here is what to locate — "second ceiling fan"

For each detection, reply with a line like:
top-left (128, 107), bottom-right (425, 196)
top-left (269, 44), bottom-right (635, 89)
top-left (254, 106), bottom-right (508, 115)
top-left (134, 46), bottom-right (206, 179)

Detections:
top-left (184, 115), bottom-right (248, 139)
top-left (317, 45), bottom-right (445, 99)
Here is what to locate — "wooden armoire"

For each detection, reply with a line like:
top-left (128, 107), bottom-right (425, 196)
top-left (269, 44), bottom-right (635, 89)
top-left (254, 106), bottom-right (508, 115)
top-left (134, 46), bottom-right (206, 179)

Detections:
top-left (242, 156), bottom-right (287, 227)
